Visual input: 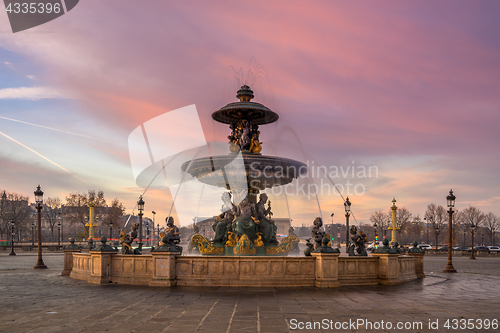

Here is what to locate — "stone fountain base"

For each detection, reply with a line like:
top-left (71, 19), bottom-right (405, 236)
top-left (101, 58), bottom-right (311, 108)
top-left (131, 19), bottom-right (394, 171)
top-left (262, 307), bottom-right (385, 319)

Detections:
top-left (64, 249), bottom-right (424, 288)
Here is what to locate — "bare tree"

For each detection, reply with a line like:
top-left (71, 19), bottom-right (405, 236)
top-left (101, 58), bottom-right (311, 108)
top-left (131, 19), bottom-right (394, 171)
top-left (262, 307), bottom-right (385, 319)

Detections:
top-left (425, 204), bottom-right (446, 247)
top-left (43, 197), bottom-right (61, 242)
top-left (483, 212), bottom-right (499, 246)
top-left (2, 192), bottom-right (31, 241)
top-left (101, 198), bottom-right (126, 230)
top-left (370, 211), bottom-right (389, 239)
top-left (391, 206), bottom-right (412, 243)
top-left (65, 190), bottom-right (107, 237)
top-left (410, 214), bottom-right (424, 243)
top-left (460, 206), bottom-right (485, 248)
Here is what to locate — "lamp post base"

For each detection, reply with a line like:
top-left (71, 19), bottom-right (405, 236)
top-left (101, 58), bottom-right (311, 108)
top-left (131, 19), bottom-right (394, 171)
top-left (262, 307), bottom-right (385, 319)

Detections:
top-left (9, 251), bottom-right (16, 256)
top-left (443, 264), bottom-right (457, 273)
top-left (33, 260), bottom-right (48, 269)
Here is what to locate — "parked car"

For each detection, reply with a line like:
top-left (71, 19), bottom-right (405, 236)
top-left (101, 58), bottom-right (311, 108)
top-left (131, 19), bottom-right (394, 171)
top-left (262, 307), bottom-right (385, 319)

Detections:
top-left (453, 246), bottom-right (468, 251)
top-left (437, 246), bottom-right (448, 251)
top-left (418, 244), bottom-right (432, 250)
top-left (473, 246), bottom-right (489, 251)
top-left (487, 246), bottom-right (500, 253)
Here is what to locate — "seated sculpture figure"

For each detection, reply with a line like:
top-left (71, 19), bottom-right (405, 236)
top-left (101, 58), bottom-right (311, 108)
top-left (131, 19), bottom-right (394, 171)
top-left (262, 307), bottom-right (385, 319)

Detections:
top-left (212, 192), bottom-right (236, 244)
top-left (311, 217), bottom-right (325, 250)
top-left (152, 217), bottom-right (182, 253)
top-left (232, 196), bottom-right (258, 240)
top-left (255, 193), bottom-right (278, 244)
top-left (119, 223), bottom-right (140, 254)
top-left (348, 225), bottom-right (368, 256)
top-left (165, 216), bottom-right (181, 245)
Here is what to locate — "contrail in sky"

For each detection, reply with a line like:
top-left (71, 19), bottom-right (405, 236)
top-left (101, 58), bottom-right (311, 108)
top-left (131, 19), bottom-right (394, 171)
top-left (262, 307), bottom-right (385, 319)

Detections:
top-left (0, 130), bottom-right (89, 184)
top-left (0, 116), bottom-right (91, 138)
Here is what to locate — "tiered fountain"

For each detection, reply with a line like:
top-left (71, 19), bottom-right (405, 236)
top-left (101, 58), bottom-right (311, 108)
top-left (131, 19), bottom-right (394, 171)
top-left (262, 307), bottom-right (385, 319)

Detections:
top-left (184, 85), bottom-right (306, 255)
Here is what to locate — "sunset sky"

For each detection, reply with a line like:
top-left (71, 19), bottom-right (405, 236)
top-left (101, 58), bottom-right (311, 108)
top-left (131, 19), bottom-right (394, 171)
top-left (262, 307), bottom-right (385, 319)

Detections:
top-left (1, 1), bottom-right (499, 227)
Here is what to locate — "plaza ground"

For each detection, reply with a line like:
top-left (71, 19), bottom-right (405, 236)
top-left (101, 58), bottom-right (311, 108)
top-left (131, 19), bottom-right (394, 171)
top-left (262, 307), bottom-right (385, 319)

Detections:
top-left (0, 253), bottom-right (499, 333)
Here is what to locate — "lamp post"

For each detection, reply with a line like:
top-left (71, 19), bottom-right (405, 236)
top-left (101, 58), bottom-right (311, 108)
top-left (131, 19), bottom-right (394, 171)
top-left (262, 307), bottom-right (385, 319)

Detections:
top-left (137, 196), bottom-right (144, 249)
top-left (33, 185), bottom-right (47, 269)
top-left (481, 234), bottom-right (484, 247)
top-left (31, 221), bottom-right (35, 246)
top-left (330, 212), bottom-right (334, 240)
top-left (146, 222), bottom-right (150, 246)
top-left (344, 197), bottom-right (351, 253)
top-left (157, 223), bottom-right (160, 242)
top-left (57, 220), bottom-right (61, 247)
top-left (109, 221), bottom-right (113, 241)
top-left (435, 225), bottom-right (440, 247)
top-left (58, 210), bottom-right (64, 245)
top-left (424, 217), bottom-right (429, 244)
top-left (9, 219), bottom-right (16, 256)
top-left (470, 222), bottom-right (476, 260)
top-left (443, 189), bottom-right (457, 273)
top-left (152, 211), bottom-right (156, 243)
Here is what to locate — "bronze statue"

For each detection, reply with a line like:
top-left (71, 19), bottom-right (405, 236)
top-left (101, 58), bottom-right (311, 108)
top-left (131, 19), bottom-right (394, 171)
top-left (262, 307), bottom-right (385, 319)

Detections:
top-left (311, 217), bottom-right (325, 250)
top-left (255, 193), bottom-right (278, 244)
top-left (165, 217), bottom-right (180, 246)
top-left (232, 196), bottom-right (258, 240)
top-left (348, 226), bottom-right (367, 256)
top-left (212, 192), bottom-right (236, 244)
top-left (152, 217), bottom-right (182, 253)
top-left (304, 238), bottom-right (314, 256)
top-left (119, 223), bottom-right (141, 254)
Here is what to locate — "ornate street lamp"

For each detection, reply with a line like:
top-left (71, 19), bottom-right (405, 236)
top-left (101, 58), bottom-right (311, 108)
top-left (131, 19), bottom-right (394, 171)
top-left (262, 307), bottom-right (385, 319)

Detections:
top-left (344, 197), bottom-right (351, 253)
top-left (152, 211), bottom-right (156, 244)
top-left (470, 221), bottom-right (476, 260)
top-left (443, 189), bottom-right (457, 273)
top-left (57, 220), bottom-right (61, 247)
top-left (58, 210), bottom-right (64, 245)
top-left (109, 221), bottom-right (113, 241)
top-left (33, 185), bottom-right (47, 269)
top-left (137, 196), bottom-right (144, 249)
top-left (9, 219), bottom-right (16, 256)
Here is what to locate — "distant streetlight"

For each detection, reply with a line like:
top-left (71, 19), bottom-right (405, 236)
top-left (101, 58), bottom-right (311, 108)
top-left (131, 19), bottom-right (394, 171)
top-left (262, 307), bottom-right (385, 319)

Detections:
top-left (152, 211), bottom-right (156, 243)
top-left (137, 196), bottom-right (145, 249)
top-left (33, 185), bottom-right (47, 269)
top-left (109, 221), bottom-right (113, 241)
top-left (330, 212), bottom-right (334, 240)
top-left (443, 189), bottom-right (457, 273)
top-left (9, 219), bottom-right (16, 256)
top-left (470, 221), bottom-right (476, 260)
top-left (57, 220), bottom-right (61, 247)
top-left (344, 197), bottom-right (351, 254)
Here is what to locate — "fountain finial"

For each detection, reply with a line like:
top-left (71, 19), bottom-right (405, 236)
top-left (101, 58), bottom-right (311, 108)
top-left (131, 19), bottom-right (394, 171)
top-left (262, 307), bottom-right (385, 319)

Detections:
top-left (237, 85), bottom-right (254, 102)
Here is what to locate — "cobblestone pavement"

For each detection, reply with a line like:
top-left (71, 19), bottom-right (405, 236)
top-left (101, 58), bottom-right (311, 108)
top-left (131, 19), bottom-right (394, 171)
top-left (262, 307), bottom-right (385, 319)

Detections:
top-left (0, 253), bottom-right (499, 333)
